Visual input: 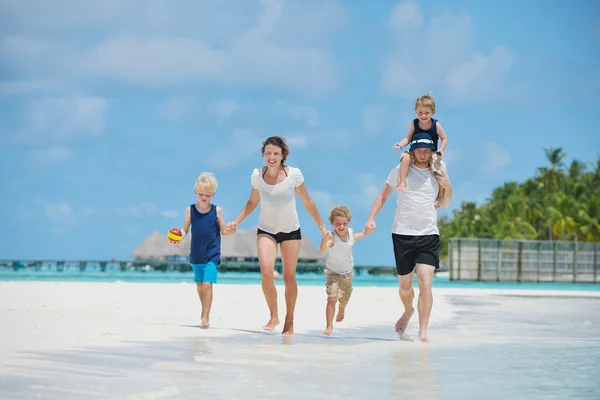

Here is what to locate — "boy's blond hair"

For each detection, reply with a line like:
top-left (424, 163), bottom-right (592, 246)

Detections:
top-left (415, 92), bottom-right (436, 114)
top-left (328, 205), bottom-right (352, 224)
top-left (194, 172), bottom-right (218, 194)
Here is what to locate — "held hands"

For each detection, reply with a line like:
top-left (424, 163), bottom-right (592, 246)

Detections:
top-left (319, 224), bottom-right (329, 238)
top-left (392, 142), bottom-right (401, 151)
top-left (363, 219), bottom-right (376, 236)
top-left (226, 221), bottom-right (238, 234)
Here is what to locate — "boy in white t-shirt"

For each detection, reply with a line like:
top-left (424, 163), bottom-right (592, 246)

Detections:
top-left (319, 205), bottom-right (370, 336)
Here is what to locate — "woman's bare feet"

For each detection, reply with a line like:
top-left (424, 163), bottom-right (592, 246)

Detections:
top-left (282, 320), bottom-right (294, 336)
top-left (418, 330), bottom-right (429, 343)
top-left (323, 325), bottom-right (333, 336)
top-left (263, 317), bottom-right (280, 331)
top-left (200, 317), bottom-right (210, 329)
top-left (336, 306), bottom-right (346, 322)
top-left (395, 308), bottom-right (414, 334)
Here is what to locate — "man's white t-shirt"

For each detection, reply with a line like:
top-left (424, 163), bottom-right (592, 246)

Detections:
top-left (386, 164), bottom-right (439, 236)
top-left (251, 166), bottom-right (304, 234)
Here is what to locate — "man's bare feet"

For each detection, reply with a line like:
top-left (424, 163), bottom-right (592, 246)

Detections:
top-left (323, 325), bottom-right (333, 336)
top-left (395, 308), bottom-right (414, 334)
top-left (263, 317), bottom-right (280, 331)
top-left (336, 306), bottom-right (346, 322)
top-left (200, 317), bottom-right (210, 329)
top-left (282, 320), bottom-right (294, 336)
top-left (418, 331), bottom-right (429, 343)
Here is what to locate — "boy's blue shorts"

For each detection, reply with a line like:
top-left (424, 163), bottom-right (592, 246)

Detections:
top-left (190, 262), bottom-right (218, 283)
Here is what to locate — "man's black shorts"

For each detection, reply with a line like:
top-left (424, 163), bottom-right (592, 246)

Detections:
top-left (391, 234), bottom-right (440, 276)
top-left (257, 228), bottom-right (302, 243)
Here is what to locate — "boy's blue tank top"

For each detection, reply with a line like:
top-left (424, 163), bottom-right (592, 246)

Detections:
top-left (189, 204), bottom-right (221, 265)
top-left (413, 118), bottom-right (439, 151)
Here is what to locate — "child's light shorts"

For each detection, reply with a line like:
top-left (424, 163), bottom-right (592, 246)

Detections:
top-left (400, 150), bottom-right (445, 176)
top-left (325, 269), bottom-right (354, 306)
top-left (191, 262), bottom-right (218, 283)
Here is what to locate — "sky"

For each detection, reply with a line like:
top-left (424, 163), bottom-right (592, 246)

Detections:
top-left (0, 0), bottom-right (599, 266)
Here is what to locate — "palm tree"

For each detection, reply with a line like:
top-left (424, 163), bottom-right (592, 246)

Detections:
top-left (537, 147), bottom-right (567, 240)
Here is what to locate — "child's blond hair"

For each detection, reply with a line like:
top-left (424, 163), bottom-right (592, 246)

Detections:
top-left (328, 205), bottom-right (352, 224)
top-left (415, 92), bottom-right (436, 114)
top-left (194, 172), bottom-right (218, 194)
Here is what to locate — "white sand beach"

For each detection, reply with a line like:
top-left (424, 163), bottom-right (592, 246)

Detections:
top-left (1, 281), bottom-right (599, 399)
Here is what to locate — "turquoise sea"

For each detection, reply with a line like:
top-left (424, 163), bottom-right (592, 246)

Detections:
top-left (1, 268), bottom-right (598, 291)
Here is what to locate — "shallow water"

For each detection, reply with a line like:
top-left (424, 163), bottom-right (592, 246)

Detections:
top-left (1, 295), bottom-right (598, 400)
top-left (1, 269), bottom-right (599, 291)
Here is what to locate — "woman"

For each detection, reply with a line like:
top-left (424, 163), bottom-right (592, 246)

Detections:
top-left (228, 136), bottom-right (328, 335)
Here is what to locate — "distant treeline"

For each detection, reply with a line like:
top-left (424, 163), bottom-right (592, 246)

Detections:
top-left (439, 147), bottom-right (600, 256)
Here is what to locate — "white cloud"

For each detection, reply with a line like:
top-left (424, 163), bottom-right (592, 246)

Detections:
top-left (277, 102), bottom-right (320, 127)
top-left (207, 100), bottom-right (240, 124)
top-left (161, 210), bottom-right (180, 219)
top-left (381, 0), bottom-right (514, 105)
top-left (205, 129), bottom-right (263, 170)
top-left (352, 174), bottom-right (382, 210)
top-left (322, 128), bottom-right (352, 148)
top-left (45, 202), bottom-right (78, 233)
top-left (114, 202), bottom-right (178, 219)
top-left (26, 96), bottom-right (108, 140)
top-left (0, 80), bottom-right (55, 94)
top-left (158, 95), bottom-right (199, 123)
top-left (482, 141), bottom-right (511, 173)
top-left (363, 104), bottom-right (387, 135)
top-left (3, 1), bottom-right (344, 96)
top-left (311, 190), bottom-right (335, 215)
top-left (286, 135), bottom-right (309, 149)
top-left (28, 146), bottom-right (72, 165)
top-left (389, 0), bottom-right (423, 29)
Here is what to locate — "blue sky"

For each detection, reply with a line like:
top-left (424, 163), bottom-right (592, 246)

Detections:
top-left (0, 0), bottom-right (598, 266)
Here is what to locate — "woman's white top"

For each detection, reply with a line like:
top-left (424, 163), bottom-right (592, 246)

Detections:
top-left (251, 166), bottom-right (305, 234)
top-left (325, 228), bottom-right (355, 274)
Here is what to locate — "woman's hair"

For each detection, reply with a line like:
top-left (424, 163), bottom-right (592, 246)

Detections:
top-left (261, 136), bottom-right (290, 165)
top-left (328, 205), bottom-right (352, 224)
top-left (194, 172), bottom-right (218, 194)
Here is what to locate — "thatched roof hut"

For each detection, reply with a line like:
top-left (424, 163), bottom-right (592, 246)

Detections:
top-left (132, 227), bottom-right (324, 263)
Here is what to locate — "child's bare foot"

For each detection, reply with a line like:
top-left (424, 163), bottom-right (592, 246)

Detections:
top-left (282, 320), bottom-right (294, 336)
top-left (200, 317), bottom-right (210, 329)
top-left (434, 199), bottom-right (440, 208)
top-left (336, 306), bottom-right (346, 322)
top-left (397, 181), bottom-right (406, 192)
top-left (323, 325), bottom-right (333, 336)
top-left (263, 317), bottom-right (280, 331)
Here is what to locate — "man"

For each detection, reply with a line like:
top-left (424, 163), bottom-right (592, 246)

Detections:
top-left (363, 132), bottom-right (452, 343)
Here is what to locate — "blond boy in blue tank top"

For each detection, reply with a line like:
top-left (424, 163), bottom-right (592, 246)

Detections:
top-left (169, 173), bottom-right (233, 329)
top-left (319, 205), bottom-right (371, 336)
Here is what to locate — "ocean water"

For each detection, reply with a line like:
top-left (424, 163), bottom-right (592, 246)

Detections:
top-left (0, 269), bottom-right (598, 291)
top-left (1, 294), bottom-right (598, 399)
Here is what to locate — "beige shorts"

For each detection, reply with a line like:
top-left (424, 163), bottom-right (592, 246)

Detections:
top-left (400, 150), bottom-right (445, 176)
top-left (325, 269), bottom-right (354, 306)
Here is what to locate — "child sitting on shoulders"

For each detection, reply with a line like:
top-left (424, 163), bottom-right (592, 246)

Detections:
top-left (393, 92), bottom-right (449, 205)
top-left (319, 205), bottom-right (370, 336)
